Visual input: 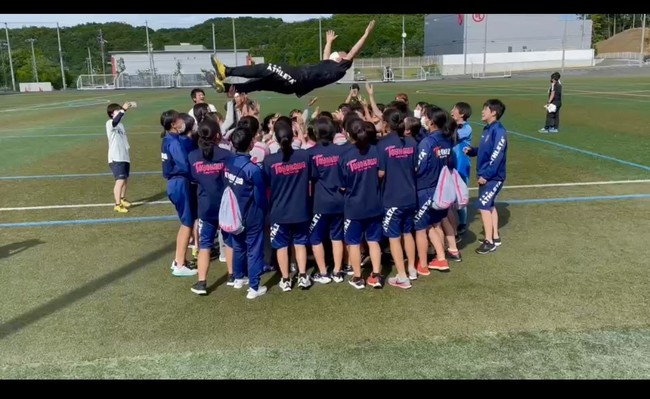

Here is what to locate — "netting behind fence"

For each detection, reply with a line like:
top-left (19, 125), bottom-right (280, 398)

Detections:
top-left (76, 74), bottom-right (116, 90)
top-left (337, 66), bottom-right (436, 84)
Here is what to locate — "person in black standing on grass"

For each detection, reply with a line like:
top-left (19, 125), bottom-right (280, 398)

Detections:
top-left (539, 72), bottom-right (563, 133)
top-left (204, 20), bottom-right (376, 98)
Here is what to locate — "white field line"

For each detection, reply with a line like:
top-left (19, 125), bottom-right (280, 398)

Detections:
top-left (2, 179), bottom-right (649, 212)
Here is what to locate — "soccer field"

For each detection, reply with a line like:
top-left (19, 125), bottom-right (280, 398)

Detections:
top-left (1, 75), bottom-right (649, 379)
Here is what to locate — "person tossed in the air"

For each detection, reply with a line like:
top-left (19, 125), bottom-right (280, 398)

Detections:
top-left (204, 20), bottom-right (376, 98)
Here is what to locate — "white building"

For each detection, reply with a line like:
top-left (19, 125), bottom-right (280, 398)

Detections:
top-left (109, 43), bottom-right (263, 75)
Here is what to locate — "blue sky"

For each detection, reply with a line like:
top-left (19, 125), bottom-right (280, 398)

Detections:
top-left (3, 14), bottom-right (334, 29)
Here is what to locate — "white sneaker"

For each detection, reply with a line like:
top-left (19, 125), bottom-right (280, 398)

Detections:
top-left (279, 279), bottom-right (292, 292)
top-left (246, 286), bottom-right (268, 299)
top-left (408, 266), bottom-right (418, 281)
top-left (233, 277), bottom-right (249, 289)
top-left (313, 272), bottom-right (332, 284)
top-left (298, 276), bottom-right (312, 289)
top-left (172, 265), bottom-right (198, 277)
top-left (219, 253), bottom-right (226, 263)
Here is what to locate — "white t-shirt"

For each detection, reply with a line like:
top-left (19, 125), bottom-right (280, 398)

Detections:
top-left (268, 138), bottom-right (302, 154)
top-left (105, 112), bottom-right (130, 163)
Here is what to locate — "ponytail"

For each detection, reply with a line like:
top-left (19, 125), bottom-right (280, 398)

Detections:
top-left (348, 119), bottom-right (369, 152)
top-left (382, 107), bottom-right (406, 141)
top-left (443, 118), bottom-right (458, 145)
top-left (315, 116), bottom-right (336, 145)
top-left (192, 103), bottom-right (210, 124)
top-left (160, 109), bottom-right (180, 138)
top-left (197, 118), bottom-right (221, 160)
top-left (274, 116), bottom-right (294, 162)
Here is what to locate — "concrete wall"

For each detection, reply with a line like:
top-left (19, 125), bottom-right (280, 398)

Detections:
top-left (425, 14), bottom-right (593, 56)
top-left (440, 49), bottom-right (595, 76)
top-left (110, 51), bottom-right (250, 75)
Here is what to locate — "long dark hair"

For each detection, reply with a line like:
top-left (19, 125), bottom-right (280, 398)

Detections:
top-left (348, 118), bottom-right (370, 152)
top-left (238, 115), bottom-right (260, 135)
top-left (179, 112), bottom-right (195, 136)
top-left (363, 121), bottom-right (378, 145)
top-left (193, 103), bottom-right (210, 124)
top-left (197, 118), bottom-right (222, 160)
top-left (315, 116), bottom-right (336, 146)
top-left (382, 107), bottom-right (406, 141)
top-left (426, 106), bottom-right (458, 143)
top-left (160, 110), bottom-right (180, 138)
top-left (274, 116), bottom-right (294, 162)
top-left (231, 126), bottom-right (253, 153)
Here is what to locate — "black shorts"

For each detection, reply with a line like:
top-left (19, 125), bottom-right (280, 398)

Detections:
top-left (109, 162), bottom-right (130, 180)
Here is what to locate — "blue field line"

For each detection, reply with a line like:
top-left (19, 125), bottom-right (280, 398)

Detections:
top-left (469, 122), bottom-right (650, 172)
top-left (1, 193), bottom-right (649, 229)
top-left (503, 193), bottom-right (650, 205)
top-left (0, 215), bottom-right (177, 228)
top-left (0, 171), bottom-right (160, 180)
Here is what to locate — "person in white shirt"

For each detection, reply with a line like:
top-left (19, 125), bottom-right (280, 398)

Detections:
top-left (188, 88), bottom-right (217, 123)
top-left (105, 102), bottom-right (133, 213)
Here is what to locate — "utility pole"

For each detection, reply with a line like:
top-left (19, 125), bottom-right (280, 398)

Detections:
top-left (57, 23), bottom-right (66, 90)
top-left (145, 20), bottom-right (154, 87)
top-left (0, 40), bottom-right (7, 89)
top-left (98, 28), bottom-right (108, 86)
top-left (401, 15), bottom-right (406, 80)
top-left (482, 15), bottom-right (488, 75)
top-left (641, 14), bottom-right (647, 67)
top-left (26, 38), bottom-right (38, 82)
top-left (232, 18), bottom-right (238, 65)
top-left (463, 14), bottom-right (468, 74)
top-left (212, 23), bottom-right (216, 54)
top-left (98, 29), bottom-right (107, 76)
top-left (87, 46), bottom-right (94, 85)
top-left (4, 23), bottom-right (16, 91)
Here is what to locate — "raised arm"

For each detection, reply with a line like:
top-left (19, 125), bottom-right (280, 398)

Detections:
top-left (344, 20), bottom-right (376, 61)
top-left (365, 83), bottom-right (382, 117)
top-left (323, 30), bottom-right (338, 60)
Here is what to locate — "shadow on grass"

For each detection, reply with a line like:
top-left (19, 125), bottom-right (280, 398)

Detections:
top-left (131, 191), bottom-right (168, 208)
top-left (0, 239), bottom-right (45, 260)
top-left (467, 200), bottom-right (511, 235)
top-left (0, 242), bottom-right (175, 340)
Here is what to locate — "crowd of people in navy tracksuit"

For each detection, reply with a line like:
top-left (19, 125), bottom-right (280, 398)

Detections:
top-left (143, 84), bottom-right (508, 300)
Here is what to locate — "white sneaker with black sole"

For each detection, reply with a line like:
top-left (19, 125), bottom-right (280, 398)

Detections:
top-left (313, 272), bottom-right (332, 284)
top-left (298, 275), bottom-right (312, 289)
top-left (279, 278), bottom-right (292, 292)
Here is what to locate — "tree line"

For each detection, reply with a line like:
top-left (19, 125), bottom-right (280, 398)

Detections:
top-left (580, 14), bottom-right (648, 44)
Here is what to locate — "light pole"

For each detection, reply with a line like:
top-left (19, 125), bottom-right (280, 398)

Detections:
top-left (4, 23), bottom-right (16, 91)
top-left (401, 15), bottom-right (406, 80)
top-left (26, 38), bottom-right (38, 82)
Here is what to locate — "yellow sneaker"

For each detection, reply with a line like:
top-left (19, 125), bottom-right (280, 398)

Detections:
top-left (114, 205), bottom-right (128, 213)
top-left (202, 69), bottom-right (225, 93)
top-left (210, 55), bottom-right (227, 80)
top-left (120, 198), bottom-right (132, 208)
top-left (192, 247), bottom-right (199, 259)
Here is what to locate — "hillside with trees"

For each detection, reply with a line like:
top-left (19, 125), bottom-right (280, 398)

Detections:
top-left (0, 14), bottom-right (424, 89)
